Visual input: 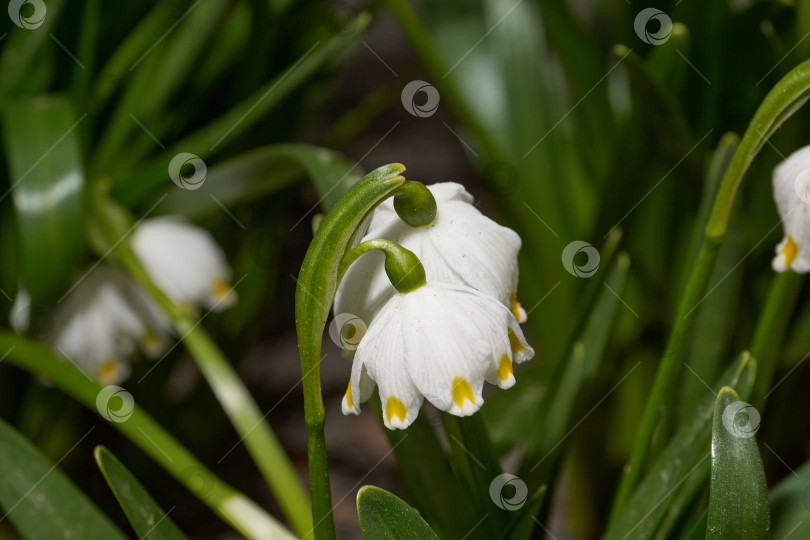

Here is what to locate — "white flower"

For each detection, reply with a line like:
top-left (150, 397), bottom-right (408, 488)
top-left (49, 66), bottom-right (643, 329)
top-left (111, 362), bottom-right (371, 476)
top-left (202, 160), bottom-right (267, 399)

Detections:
top-left (334, 183), bottom-right (526, 329)
top-left (773, 144), bottom-right (810, 272)
top-left (48, 265), bottom-right (170, 384)
top-left (132, 216), bottom-right (237, 311)
top-left (341, 282), bottom-right (534, 429)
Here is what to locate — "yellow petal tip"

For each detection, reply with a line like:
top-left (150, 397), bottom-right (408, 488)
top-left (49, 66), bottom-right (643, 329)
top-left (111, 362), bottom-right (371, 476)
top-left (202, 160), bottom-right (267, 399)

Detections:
top-left (782, 235), bottom-right (798, 268)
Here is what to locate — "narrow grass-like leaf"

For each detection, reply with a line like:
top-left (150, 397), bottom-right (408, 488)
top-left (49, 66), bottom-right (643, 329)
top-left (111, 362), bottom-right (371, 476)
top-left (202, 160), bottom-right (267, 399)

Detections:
top-left (0, 419), bottom-right (127, 540)
top-left (357, 486), bottom-right (439, 540)
top-left (2, 95), bottom-right (86, 307)
top-left (0, 333), bottom-right (293, 540)
top-left (155, 144), bottom-right (358, 217)
top-left (94, 446), bottom-right (186, 540)
top-left (605, 353), bottom-right (756, 540)
top-left (706, 387), bottom-right (770, 539)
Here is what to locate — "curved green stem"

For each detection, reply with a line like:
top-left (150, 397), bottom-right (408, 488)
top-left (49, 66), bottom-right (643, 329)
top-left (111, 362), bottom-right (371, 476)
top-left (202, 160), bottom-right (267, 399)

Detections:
top-left (611, 58), bottom-right (810, 523)
top-left (296, 164), bottom-right (407, 539)
top-left (90, 184), bottom-right (312, 536)
top-left (0, 333), bottom-right (294, 540)
top-left (339, 239), bottom-right (426, 293)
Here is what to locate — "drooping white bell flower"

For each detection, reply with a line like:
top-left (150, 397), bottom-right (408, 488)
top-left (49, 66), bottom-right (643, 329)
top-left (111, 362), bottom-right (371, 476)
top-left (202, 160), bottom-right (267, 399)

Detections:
top-left (131, 216), bottom-right (238, 311)
top-left (341, 281), bottom-right (534, 429)
top-left (48, 265), bottom-right (170, 384)
top-left (773, 145), bottom-right (810, 273)
top-left (334, 183), bottom-right (526, 330)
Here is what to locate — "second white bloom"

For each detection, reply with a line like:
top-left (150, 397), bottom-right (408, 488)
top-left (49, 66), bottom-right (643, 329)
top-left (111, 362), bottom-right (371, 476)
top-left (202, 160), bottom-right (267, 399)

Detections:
top-left (342, 281), bottom-right (534, 429)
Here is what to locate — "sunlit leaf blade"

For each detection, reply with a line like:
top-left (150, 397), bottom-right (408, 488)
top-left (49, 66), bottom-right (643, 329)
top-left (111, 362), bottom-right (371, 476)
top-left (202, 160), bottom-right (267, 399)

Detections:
top-left (155, 144), bottom-right (359, 218)
top-left (604, 353), bottom-right (756, 540)
top-left (769, 459), bottom-right (810, 539)
top-left (2, 95), bottom-right (86, 306)
top-left (706, 387), bottom-right (770, 539)
top-left (0, 419), bottom-right (127, 540)
top-left (357, 486), bottom-right (439, 540)
top-left (94, 446), bottom-right (186, 540)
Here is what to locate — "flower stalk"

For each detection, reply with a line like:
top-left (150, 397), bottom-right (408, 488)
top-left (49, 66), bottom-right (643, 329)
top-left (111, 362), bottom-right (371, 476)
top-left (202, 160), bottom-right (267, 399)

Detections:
top-left (295, 164), bottom-right (409, 539)
top-left (339, 239), bottom-right (426, 293)
top-left (89, 181), bottom-right (312, 535)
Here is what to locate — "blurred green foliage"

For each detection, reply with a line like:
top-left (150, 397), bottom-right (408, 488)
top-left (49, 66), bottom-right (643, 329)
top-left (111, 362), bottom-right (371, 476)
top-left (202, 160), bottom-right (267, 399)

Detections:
top-left (0, 0), bottom-right (809, 538)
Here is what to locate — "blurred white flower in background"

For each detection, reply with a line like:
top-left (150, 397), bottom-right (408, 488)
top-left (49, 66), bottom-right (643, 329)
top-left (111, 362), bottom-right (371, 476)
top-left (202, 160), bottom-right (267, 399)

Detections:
top-left (773, 145), bottom-right (810, 273)
top-left (335, 182), bottom-right (526, 326)
top-left (342, 282), bottom-right (534, 429)
top-left (132, 216), bottom-right (238, 311)
top-left (11, 216), bottom-right (237, 384)
top-left (48, 265), bottom-right (169, 384)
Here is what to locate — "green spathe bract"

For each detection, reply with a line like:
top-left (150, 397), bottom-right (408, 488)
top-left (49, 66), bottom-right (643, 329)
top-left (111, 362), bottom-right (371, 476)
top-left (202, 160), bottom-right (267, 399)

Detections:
top-left (295, 163), bottom-right (437, 539)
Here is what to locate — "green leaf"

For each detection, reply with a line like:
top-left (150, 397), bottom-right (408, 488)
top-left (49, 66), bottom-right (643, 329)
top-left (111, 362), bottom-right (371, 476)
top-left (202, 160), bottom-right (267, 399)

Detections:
top-left (770, 459), bottom-right (810, 539)
top-left (605, 352), bottom-right (756, 540)
top-left (357, 486), bottom-right (439, 540)
top-left (155, 144), bottom-right (359, 218)
top-left (94, 446), bottom-right (186, 540)
top-left (0, 418), bottom-right (127, 540)
top-left (2, 95), bottom-right (86, 307)
top-left (706, 387), bottom-right (770, 539)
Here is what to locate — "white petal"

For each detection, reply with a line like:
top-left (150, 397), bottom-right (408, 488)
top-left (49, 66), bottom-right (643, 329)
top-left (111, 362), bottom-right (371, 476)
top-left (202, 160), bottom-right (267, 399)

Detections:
top-left (354, 296), bottom-right (423, 429)
top-left (49, 266), bottom-right (144, 380)
top-left (335, 185), bottom-right (523, 324)
top-left (132, 217), bottom-right (237, 310)
top-left (772, 146), bottom-right (810, 272)
top-left (401, 285), bottom-right (499, 416)
top-left (333, 250), bottom-right (396, 334)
